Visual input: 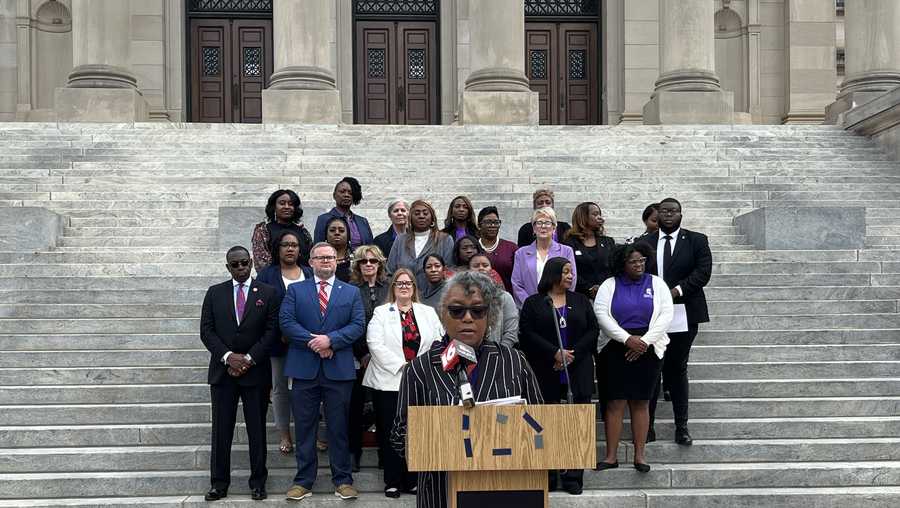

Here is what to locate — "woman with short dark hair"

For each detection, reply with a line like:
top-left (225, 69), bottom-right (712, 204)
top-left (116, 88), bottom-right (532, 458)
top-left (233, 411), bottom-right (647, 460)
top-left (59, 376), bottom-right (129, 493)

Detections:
top-left (477, 206), bottom-right (518, 292)
top-left (519, 257), bottom-right (598, 494)
top-left (314, 177), bottom-right (374, 250)
top-left (390, 271), bottom-right (544, 508)
top-left (593, 243), bottom-right (673, 473)
top-left (251, 189), bottom-right (312, 270)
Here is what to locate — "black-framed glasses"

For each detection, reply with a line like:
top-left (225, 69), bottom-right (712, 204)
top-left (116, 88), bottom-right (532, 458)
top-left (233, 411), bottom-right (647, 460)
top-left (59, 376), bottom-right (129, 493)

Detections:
top-left (312, 255), bottom-right (337, 261)
top-left (658, 208), bottom-right (681, 216)
top-left (447, 305), bottom-right (488, 320)
top-left (627, 257), bottom-right (648, 266)
top-left (229, 260), bottom-right (250, 268)
top-left (533, 220), bottom-right (554, 228)
top-left (480, 220), bottom-right (502, 227)
top-left (358, 258), bottom-right (380, 265)
top-left (394, 281), bottom-right (414, 288)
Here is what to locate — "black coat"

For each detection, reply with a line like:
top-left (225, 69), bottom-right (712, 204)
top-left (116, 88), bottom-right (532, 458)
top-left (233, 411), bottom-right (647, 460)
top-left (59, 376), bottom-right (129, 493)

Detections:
top-left (517, 221), bottom-right (571, 247)
top-left (199, 279), bottom-right (281, 386)
top-left (354, 280), bottom-right (390, 360)
top-left (373, 228), bottom-right (397, 260)
top-left (639, 228), bottom-right (712, 324)
top-left (255, 264), bottom-right (313, 356)
top-left (565, 235), bottom-right (616, 296)
top-left (518, 291), bottom-right (598, 401)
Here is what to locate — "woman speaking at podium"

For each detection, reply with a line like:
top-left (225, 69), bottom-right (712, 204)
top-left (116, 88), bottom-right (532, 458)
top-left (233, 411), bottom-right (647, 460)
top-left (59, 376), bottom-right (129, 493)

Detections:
top-left (390, 271), bottom-right (544, 508)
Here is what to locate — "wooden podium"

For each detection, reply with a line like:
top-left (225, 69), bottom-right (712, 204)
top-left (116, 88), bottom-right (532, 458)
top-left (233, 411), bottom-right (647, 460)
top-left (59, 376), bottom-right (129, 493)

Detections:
top-left (407, 404), bottom-right (596, 508)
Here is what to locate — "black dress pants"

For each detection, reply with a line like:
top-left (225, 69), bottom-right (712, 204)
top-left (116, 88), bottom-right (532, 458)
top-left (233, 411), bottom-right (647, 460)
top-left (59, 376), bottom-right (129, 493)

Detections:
top-left (372, 389), bottom-right (416, 490)
top-left (349, 369), bottom-right (366, 460)
top-left (649, 324), bottom-right (698, 428)
top-left (210, 381), bottom-right (269, 491)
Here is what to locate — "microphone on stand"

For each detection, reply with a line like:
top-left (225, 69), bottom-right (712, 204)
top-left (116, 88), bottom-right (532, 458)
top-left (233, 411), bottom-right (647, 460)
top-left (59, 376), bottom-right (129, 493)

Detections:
top-left (545, 296), bottom-right (574, 404)
top-left (441, 339), bottom-right (478, 408)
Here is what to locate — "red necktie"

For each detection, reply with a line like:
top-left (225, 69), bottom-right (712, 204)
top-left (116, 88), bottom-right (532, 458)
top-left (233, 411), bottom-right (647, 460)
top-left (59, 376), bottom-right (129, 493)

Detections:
top-left (318, 280), bottom-right (329, 316)
top-left (236, 283), bottom-right (246, 323)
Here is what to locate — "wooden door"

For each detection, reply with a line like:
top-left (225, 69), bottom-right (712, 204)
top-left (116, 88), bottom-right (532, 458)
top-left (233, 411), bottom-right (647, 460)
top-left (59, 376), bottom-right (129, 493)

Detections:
top-left (356, 20), bottom-right (438, 124)
top-left (190, 18), bottom-right (272, 123)
top-left (525, 22), bottom-right (598, 125)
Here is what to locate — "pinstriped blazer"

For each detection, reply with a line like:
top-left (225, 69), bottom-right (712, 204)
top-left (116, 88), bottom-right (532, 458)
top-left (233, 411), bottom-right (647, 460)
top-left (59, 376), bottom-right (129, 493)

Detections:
top-left (390, 339), bottom-right (544, 508)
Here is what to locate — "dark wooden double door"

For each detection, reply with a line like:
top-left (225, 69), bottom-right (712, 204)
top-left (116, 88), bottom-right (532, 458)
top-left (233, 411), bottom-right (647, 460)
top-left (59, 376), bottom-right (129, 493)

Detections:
top-left (189, 18), bottom-right (273, 123)
top-left (526, 22), bottom-right (598, 125)
top-left (356, 21), bottom-right (438, 124)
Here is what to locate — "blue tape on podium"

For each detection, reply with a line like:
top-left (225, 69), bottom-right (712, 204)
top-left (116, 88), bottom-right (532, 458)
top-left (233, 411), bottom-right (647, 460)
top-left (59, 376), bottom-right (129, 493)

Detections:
top-left (534, 435), bottom-right (544, 449)
top-left (492, 448), bottom-right (512, 456)
top-left (522, 411), bottom-right (543, 433)
top-left (464, 438), bottom-right (473, 458)
top-left (496, 413), bottom-right (508, 424)
top-left (462, 414), bottom-right (470, 431)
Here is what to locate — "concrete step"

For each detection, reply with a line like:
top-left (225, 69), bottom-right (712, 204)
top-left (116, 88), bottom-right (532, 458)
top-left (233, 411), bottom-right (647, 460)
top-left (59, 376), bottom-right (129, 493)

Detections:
top-left (696, 329), bottom-right (900, 345)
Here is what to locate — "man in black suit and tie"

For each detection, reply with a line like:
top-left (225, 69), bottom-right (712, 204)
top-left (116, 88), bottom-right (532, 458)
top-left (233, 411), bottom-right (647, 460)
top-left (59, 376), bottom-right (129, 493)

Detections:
top-left (641, 198), bottom-right (712, 446)
top-left (200, 246), bottom-right (280, 501)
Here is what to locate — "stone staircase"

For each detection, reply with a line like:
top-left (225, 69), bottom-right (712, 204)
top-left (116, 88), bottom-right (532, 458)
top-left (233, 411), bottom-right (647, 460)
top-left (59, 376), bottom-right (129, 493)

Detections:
top-left (0, 123), bottom-right (899, 507)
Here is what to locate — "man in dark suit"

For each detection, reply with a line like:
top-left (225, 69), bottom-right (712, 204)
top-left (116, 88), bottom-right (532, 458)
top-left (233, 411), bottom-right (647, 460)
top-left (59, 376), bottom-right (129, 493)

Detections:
top-left (280, 242), bottom-right (365, 501)
top-left (200, 246), bottom-right (280, 501)
top-left (640, 198), bottom-right (712, 446)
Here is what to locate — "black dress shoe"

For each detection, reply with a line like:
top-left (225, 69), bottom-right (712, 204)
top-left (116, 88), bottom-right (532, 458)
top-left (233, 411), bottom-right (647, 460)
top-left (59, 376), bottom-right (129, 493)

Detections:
top-left (663, 390), bottom-right (672, 401)
top-left (633, 462), bottom-right (651, 473)
top-left (595, 461), bottom-right (619, 471)
top-left (646, 427), bottom-right (657, 443)
top-left (204, 487), bottom-right (227, 501)
top-left (562, 482), bottom-right (583, 495)
top-left (352, 454), bottom-right (361, 473)
top-left (675, 426), bottom-right (693, 446)
top-left (250, 488), bottom-right (267, 501)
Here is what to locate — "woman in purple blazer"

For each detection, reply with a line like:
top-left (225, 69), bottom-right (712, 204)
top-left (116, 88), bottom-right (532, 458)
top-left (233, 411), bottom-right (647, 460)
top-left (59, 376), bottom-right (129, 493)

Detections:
top-left (511, 207), bottom-right (577, 308)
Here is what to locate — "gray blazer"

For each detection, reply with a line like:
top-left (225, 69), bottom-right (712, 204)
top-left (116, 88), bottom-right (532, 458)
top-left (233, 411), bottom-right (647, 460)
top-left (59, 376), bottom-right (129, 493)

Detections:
top-left (489, 291), bottom-right (519, 348)
top-left (386, 232), bottom-right (455, 289)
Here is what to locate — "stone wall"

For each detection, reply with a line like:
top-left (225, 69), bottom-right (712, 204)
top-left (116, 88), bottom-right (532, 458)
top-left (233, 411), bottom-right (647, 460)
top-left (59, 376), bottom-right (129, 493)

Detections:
top-left (0, 0), bottom-right (16, 121)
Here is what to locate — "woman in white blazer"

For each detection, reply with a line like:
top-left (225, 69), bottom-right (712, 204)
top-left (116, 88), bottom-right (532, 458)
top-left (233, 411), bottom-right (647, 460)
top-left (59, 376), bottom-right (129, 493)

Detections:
top-left (593, 243), bottom-right (673, 474)
top-left (363, 267), bottom-right (444, 498)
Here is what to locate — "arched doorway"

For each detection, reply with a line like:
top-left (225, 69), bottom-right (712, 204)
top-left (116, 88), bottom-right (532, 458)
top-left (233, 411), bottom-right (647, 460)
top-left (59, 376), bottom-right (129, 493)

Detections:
top-left (186, 0), bottom-right (274, 123)
top-left (525, 0), bottom-right (601, 125)
top-left (353, 0), bottom-right (440, 124)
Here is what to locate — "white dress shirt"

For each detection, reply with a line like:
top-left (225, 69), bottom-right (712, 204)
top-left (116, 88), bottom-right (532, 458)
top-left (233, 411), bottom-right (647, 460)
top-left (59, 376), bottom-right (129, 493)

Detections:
top-left (656, 228), bottom-right (682, 297)
top-left (223, 278), bottom-right (253, 364)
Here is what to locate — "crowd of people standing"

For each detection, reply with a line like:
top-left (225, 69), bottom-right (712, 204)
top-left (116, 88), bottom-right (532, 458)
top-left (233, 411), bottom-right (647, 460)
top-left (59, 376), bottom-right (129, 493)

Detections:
top-left (200, 177), bottom-right (713, 505)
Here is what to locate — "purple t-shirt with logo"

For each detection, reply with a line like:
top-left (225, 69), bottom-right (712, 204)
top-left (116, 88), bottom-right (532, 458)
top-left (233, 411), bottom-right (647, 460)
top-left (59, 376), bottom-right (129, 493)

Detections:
top-left (610, 273), bottom-right (654, 330)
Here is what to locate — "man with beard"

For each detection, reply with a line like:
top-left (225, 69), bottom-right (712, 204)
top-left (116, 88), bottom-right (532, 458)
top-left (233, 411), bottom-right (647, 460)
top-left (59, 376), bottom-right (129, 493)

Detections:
top-left (280, 242), bottom-right (366, 501)
top-left (640, 198), bottom-right (712, 446)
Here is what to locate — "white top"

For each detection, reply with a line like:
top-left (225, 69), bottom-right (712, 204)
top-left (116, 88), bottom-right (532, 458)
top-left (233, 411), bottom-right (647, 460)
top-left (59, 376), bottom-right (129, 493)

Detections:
top-left (414, 230), bottom-right (430, 257)
top-left (593, 274), bottom-right (673, 359)
top-left (282, 271), bottom-right (305, 289)
top-left (363, 302), bottom-right (445, 391)
top-left (535, 250), bottom-right (548, 282)
top-left (656, 227), bottom-right (680, 280)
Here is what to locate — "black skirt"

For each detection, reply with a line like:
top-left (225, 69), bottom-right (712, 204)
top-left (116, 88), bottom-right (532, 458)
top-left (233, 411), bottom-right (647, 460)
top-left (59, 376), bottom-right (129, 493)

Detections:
top-left (599, 330), bottom-right (662, 401)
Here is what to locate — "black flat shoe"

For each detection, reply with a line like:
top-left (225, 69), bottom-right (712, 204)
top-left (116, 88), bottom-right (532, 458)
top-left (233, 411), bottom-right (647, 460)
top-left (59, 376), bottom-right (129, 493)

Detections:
top-left (563, 482), bottom-right (583, 495)
top-left (646, 427), bottom-right (657, 443)
top-left (675, 426), bottom-right (693, 446)
top-left (385, 487), bottom-right (401, 498)
top-left (634, 462), bottom-right (651, 473)
top-left (250, 488), bottom-right (267, 501)
top-left (204, 487), bottom-right (227, 501)
top-left (595, 461), bottom-right (619, 471)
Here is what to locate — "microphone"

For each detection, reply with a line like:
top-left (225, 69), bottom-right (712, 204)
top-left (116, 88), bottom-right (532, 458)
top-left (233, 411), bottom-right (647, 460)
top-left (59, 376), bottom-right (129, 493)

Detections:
top-left (441, 339), bottom-right (478, 408)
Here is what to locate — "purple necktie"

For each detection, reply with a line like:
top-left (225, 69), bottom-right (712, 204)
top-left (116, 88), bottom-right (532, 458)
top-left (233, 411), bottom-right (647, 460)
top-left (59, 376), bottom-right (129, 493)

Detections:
top-left (236, 283), bottom-right (246, 323)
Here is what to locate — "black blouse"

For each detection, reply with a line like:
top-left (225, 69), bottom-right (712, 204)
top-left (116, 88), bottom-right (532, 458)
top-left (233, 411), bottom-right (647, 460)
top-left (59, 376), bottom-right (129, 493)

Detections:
top-left (565, 235), bottom-right (616, 296)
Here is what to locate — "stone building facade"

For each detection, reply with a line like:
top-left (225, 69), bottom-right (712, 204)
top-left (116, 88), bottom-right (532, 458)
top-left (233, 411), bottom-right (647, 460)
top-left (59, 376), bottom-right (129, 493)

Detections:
top-left (0, 0), bottom-right (895, 125)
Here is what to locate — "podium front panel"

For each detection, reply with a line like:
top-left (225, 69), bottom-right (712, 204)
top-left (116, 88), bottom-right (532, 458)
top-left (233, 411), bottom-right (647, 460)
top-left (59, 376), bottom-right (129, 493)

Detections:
top-left (407, 404), bottom-right (595, 471)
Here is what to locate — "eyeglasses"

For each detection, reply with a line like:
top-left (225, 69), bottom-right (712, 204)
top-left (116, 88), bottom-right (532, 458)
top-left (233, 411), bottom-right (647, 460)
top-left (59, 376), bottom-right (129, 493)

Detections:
top-left (447, 305), bottom-right (489, 320)
top-left (394, 281), bottom-right (414, 288)
top-left (627, 257), bottom-right (647, 266)
top-left (480, 220), bottom-right (502, 227)
top-left (279, 242), bottom-right (300, 248)
top-left (533, 220), bottom-right (554, 228)
top-left (312, 255), bottom-right (337, 261)
top-left (229, 260), bottom-right (250, 268)
top-left (358, 258), bottom-right (380, 265)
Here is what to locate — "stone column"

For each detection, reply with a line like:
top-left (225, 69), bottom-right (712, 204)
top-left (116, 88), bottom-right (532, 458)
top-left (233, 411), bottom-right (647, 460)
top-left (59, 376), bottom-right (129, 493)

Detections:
top-left (783, 0), bottom-right (836, 124)
top-left (826, 0), bottom-right (900, 123)
top-left (262, 0), bottom-right (340, 124)
top-left (643, 0), bottom-right (733, 124)
top-left (55, 0), bottom-right (148, 122)
top-left (461, 0), bottom-right (537, 125)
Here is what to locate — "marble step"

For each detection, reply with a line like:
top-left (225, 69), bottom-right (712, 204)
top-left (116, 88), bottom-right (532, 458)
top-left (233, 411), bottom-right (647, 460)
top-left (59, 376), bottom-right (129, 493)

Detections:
top-left (2, 378), bottom-right (896, 405)
top-left (5, 415), bottom-right (899, 448)
top-left (0, 488), bottom-right (898, 508)
top-left (696, 329), bottom-right (900, 345)
top-left (1, 467), bottom-right (899, 501)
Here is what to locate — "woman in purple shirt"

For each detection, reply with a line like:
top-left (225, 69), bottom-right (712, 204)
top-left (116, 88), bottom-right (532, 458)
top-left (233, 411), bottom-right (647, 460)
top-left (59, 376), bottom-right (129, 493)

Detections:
top-left (593, 243), bottom-right (673, 473)
top-left (510, 207), bottom-right (577, 308)
top-left (440, 195), bottom-right (479, 240)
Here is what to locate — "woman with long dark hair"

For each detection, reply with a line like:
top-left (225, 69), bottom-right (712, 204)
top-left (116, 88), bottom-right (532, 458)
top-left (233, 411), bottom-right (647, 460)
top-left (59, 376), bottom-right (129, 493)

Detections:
top-left (251, 189), bottom-right (312, 270)
top-left (441, 195), bottom-right (479, 240)
top-left (386, 199), bottom-right (455, 289)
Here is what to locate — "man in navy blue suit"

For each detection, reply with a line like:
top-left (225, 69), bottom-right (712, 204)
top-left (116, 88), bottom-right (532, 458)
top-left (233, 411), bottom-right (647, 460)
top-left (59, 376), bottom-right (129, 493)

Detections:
top-left (280, 242), bottom-right (365, 501)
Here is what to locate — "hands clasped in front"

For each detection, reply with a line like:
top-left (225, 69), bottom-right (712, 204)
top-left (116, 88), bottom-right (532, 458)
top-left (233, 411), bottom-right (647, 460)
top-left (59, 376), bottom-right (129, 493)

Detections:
top-left (308, 334), bottom-right (334, 359)
top-left (226, 354), bottom-right (253, 377)
top-left (625, 335), bottom-right (648, 362)
top-left (553, 349), bottom-right (575, 371)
